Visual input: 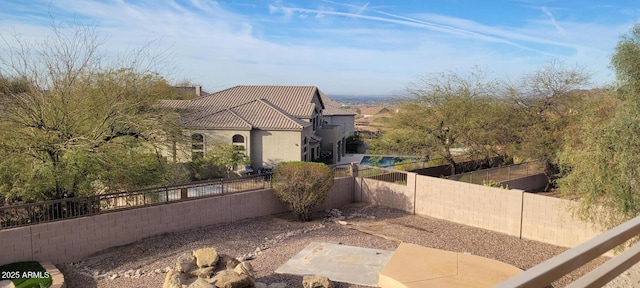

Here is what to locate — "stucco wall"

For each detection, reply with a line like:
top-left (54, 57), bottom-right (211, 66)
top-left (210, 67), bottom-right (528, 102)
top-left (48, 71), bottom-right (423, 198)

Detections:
top-left (326, 115), bottom-right (355, 136)
top-left (250, 129), bottom-right (303, 167)
top-left (186, 129), bottom-right (251, 162)
top-left (0, 177), bottom-right (354, 266)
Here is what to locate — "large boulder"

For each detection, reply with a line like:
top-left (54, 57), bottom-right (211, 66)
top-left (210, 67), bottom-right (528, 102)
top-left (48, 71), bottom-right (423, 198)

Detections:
top-left (193, 247), bottom-right (220, 268)
top-left (162, 269), bottom-right (184, 288)
top-left (302, 275), bottom-right (334, 288)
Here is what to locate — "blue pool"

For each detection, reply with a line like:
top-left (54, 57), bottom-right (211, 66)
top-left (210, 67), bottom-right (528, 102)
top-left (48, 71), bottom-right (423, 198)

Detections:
top-left (360, 156), bottom-right (418, 168)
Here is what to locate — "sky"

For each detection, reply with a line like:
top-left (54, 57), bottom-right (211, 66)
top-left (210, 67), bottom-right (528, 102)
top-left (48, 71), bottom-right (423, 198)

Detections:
top-left (1, 0), bottom-right (639, 95)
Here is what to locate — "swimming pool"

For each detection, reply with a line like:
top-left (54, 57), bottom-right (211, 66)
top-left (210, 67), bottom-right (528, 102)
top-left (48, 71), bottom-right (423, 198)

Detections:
top-left (360, 156), bottom-right (418, 168)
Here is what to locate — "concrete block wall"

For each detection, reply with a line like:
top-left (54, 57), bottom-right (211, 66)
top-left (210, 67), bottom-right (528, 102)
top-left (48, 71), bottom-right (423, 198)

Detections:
top-left (356, 173), bottom-right (601, 248)
top-left (0, 178), bottom-right (354, 266)
top-left (319, 177), bottom-right (355, 210)
top-left (521, 193), bottom-right (602, 247)
top-left (414, 176), bottom-right (524, 237)
top-left (501, 174), bottom-right (548, 191)
top-left (354, 173), bottom-right (416, 213)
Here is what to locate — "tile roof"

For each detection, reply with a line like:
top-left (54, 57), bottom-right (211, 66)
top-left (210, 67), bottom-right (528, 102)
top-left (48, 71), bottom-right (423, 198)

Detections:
top-left (183, 109), bottom-right (252, 130)
top-left (161, 85), bottom-right (338, 130)
top-left (318, 91), bottom-right (356, 116)
top-left (187, 85), bottom-right (322, 118)
top-left (183, 99), bottom-right (310, 131)
top-left (360, 106), bottom-right (390, 116)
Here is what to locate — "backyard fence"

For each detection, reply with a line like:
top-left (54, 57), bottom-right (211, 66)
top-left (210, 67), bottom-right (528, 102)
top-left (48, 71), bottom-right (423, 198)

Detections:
top-left (446, 161), bottom-right (545, 185)
top-left (357, 165), bottom-right (408, 185)
top-left (0, 173), bottom-right (273, 230)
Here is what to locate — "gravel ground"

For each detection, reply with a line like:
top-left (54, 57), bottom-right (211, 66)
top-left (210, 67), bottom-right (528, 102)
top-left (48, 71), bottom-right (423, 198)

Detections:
top-left (57, 203), bottom-right (623, 288)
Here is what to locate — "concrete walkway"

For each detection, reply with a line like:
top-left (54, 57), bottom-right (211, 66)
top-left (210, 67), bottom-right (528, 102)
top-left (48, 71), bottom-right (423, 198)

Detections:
top-left (379, 243), bottom-right (523, 288)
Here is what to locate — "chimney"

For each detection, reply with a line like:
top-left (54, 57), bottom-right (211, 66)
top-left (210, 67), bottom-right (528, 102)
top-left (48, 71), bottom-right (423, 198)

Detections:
top-left (195, 85), bottom-right (201, 97)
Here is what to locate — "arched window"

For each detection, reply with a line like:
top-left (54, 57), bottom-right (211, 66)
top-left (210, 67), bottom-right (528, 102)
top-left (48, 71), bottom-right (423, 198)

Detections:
top-left (232, 134), bottom-right (244, 144)
top-left (191, 133), bottom-right (204, 160)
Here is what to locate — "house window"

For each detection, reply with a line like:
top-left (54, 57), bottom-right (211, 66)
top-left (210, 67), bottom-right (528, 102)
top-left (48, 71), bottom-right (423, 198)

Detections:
top-left (191, 133), bottom-right (204, 160)
top-left (312, 117), bottom-right (317, 131)
top-left (304, 137), bottom-right (308, 145)
top-left (232, 134), bottom-right (244, 144)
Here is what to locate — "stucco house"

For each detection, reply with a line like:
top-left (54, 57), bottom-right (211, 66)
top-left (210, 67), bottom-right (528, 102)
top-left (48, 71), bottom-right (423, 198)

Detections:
top-left (160, 85), bottom-right (355, 168)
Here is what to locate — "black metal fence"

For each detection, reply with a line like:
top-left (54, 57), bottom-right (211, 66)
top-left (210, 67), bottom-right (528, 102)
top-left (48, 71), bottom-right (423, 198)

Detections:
top-left (0, 173), bottom-right (273, 229)
top-left (445, 161), bottom-right (545, 185)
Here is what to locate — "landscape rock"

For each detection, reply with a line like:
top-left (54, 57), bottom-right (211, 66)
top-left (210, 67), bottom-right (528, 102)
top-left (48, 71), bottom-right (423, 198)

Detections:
top-left (236, 253), bottom-right (255, 262)
top-left (209, 270), bottom-right (254, 288)
top-left (190, 267), bottom-right (215, 278)
top-left (302, 275), bottom-right (334, 288)
top-left (188, 278), bottom-right (215, 288)
top-left (254, 282), bottom-right (268, 288)
top-left (162, 269), bottom-right (184, 288)
top-left (232, 261), bottom-right (255, 279)
top-left (177, 253), bottom-right (197, 273)
top-left (217, 254), bottom-right (241, 270)
top-left (193, 248), bottom-right (220, 268)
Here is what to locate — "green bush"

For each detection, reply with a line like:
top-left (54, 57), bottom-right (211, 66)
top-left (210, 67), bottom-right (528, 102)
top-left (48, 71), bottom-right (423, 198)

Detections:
top-left (272, 162), bottom-right (334, 221)
top-left (482, 179), bottom-right (509, 190)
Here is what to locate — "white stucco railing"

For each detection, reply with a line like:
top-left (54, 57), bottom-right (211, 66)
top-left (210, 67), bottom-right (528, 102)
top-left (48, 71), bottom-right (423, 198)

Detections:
top-left (495, 214), bottom-right (640, 287)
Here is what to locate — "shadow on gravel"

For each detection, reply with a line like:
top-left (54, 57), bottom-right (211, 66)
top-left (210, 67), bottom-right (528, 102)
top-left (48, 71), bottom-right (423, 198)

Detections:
top-left (57, 265), bottom-right (98, 288)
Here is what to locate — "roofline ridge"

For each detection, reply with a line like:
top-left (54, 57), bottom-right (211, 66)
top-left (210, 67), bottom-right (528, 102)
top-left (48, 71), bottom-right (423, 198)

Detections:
top-left (226, 108), bottom-right (253, 128)
top-left (257, 99), bottom-right (309, 129)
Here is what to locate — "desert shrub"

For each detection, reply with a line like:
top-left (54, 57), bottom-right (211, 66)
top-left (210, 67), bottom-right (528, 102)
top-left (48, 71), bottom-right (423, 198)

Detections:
top-left (272, 162), bottom-right (334, 221)
top-left (482, 179), bottom-right (509, 190)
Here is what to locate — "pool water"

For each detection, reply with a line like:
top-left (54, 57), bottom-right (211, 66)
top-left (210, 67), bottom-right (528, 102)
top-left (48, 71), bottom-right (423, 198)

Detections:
top-left (360, 156), bottom-right (417, 168)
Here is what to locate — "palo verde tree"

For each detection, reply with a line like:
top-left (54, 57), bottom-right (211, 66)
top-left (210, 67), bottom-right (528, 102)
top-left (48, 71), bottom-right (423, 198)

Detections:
top-left (368, 68), bottom-right (514, 175)
top-left (0, 22), bottom-right (187, 203)
top-left (559, 23), bottom-right (640, 230)
top-left (271, 162), bottom-right (334, 221)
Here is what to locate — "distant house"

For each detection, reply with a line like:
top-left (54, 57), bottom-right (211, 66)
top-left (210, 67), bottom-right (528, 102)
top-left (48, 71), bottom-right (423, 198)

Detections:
top-left (360, 106), bottom-right (390, 118)
top-left (319, 93), bottom-right (356, 137)
top-left (159, 85), bottom-right (355, 168)
top-left (355, 106), bottom-right (393, 132)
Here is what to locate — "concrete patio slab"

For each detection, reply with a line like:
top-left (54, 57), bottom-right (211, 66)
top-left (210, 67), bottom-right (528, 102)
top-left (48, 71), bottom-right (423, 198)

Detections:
top-left (378, 243), bottom-right (523, 288)
top-left (275, 242), bottom-right (394, 286)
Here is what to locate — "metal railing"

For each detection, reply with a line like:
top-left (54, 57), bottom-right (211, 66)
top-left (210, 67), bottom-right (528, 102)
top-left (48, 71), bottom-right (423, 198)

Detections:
top-left (330, 165), bottom-right (352, 178)
top-left (357, 165), bottom-right (408, 185)
top-left (496, 214), bottom-right (640, 287)
top-left (446, 161), bottom-right (544, 185)
top-left (0, 173), bottom-right (273, 229)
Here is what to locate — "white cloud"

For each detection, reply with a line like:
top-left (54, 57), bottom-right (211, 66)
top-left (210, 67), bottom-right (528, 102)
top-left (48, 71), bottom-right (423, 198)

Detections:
top-left (0, 0), bottom-right (635, 94)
